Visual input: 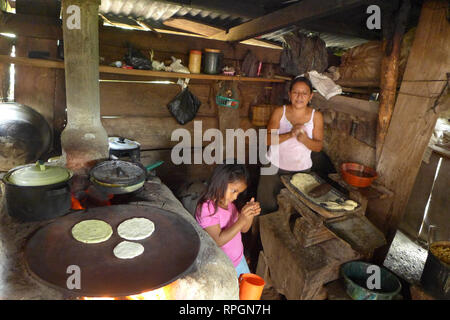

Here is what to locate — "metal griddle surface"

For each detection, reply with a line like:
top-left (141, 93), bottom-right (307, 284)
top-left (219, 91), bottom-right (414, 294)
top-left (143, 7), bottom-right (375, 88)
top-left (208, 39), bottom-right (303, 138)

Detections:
top-left (24, 204), bottom-right (200, 297)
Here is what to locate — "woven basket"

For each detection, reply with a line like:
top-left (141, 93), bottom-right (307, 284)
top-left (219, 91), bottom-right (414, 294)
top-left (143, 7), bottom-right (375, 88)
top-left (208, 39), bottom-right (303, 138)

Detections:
top-left (251, 105), bottom-right (275, 127)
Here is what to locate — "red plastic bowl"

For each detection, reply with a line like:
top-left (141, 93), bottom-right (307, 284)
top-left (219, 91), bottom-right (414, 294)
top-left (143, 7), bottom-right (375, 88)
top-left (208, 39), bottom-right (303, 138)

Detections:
top-left (341, 162), bottom-right (378, 188)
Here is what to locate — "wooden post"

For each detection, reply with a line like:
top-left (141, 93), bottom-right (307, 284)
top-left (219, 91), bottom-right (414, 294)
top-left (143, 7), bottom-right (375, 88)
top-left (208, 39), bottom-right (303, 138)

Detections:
top-left (371, 0), bottom-right (450, 261)
top-left (376, 0), bottom-right (410, 163)
top-left (60, 0), bottom-right (109, 175)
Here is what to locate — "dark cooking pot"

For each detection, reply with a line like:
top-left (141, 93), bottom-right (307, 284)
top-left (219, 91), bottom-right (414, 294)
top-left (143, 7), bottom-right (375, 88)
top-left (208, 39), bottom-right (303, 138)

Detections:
top-left (2, 161), bottom-right (73, 222)
top-left (0, 102), bottom-right (52, 171)
top-left (89, 160), bottom-right (147, 195)
top-left (89, 159), bottom-right (164, 195)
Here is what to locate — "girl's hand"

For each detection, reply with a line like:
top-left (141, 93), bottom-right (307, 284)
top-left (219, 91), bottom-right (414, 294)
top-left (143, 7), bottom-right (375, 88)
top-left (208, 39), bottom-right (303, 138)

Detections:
top-left (241, 198), bottom-right (261, 217)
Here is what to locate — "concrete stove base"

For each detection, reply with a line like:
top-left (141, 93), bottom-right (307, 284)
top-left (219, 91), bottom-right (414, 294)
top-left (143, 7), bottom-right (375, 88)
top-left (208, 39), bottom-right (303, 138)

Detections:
top-left (0, 178), bottom-right (238, 299)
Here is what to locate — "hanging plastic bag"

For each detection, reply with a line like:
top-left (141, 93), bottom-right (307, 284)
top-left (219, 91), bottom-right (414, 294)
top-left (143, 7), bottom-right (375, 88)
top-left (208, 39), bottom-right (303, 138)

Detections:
top-left (167, 87), bottom-right (201, 125)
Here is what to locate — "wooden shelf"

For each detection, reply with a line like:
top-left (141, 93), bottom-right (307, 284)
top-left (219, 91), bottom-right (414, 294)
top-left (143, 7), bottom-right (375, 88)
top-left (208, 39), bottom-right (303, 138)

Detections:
top-left (0, 55), bottom-right (285, 83)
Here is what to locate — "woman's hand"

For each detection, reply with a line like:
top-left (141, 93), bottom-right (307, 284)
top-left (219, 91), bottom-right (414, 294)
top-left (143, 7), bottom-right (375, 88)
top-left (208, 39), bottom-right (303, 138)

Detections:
top-left (292, 124), bottom-right (305, 137)
top-left (296, 129), bottom-right (308, 144)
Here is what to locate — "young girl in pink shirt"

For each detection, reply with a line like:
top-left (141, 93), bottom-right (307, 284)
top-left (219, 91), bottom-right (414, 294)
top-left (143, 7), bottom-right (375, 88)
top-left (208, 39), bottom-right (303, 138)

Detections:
top-left (195, 164), bottom-right (261, 276)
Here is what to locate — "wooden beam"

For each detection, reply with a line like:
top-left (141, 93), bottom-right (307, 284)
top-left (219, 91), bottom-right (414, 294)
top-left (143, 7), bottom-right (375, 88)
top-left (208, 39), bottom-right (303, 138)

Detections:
top-left (212, 0), bottom-right (372, 42)
top-left (371, 0), bottom-right (450, 261)
top-left (163, 18), bottom-right (225, 37)
top-left (162, 17), bottom-right (283, 49)
top-left (376, 0), bottom-right (411, 163)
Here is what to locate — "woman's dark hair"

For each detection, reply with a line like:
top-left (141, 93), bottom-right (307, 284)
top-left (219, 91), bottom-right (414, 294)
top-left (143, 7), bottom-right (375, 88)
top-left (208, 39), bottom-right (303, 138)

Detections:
top-left (196, 163), bottom-right (250, 216)
top-left (289, 76), bottom-right (313, 93)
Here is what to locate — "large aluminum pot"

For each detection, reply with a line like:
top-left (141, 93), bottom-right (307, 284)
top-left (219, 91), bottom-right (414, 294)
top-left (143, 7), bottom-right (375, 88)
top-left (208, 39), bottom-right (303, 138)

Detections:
top-left (0, 102), bottom-right (52, 171)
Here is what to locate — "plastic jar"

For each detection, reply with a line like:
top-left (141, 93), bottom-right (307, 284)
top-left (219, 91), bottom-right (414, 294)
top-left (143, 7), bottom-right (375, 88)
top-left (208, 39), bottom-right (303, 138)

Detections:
top-left (188, 50), bottom-right (202, 74)
top-left (203, 48), bottom-right (222, 74)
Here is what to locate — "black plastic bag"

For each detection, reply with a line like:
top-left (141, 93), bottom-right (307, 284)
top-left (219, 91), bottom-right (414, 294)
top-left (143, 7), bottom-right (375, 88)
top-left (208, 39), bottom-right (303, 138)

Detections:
top-left (124, 45), bottom-right (152, 70)
top-left (167, 88), bottom-right (201, 125)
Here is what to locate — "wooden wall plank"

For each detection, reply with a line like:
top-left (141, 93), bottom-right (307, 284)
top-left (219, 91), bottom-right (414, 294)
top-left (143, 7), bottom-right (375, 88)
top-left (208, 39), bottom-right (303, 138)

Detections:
top-left (140, 149), bottom-right (216, 195)
top-left (14, 37), bottom-right (57, 128)
top-left (99, 82), bottom-right (217, 117)
top-left (101, 116), bottom-right (218, 150)
top-left (16, 0), bottom-right (61, 17)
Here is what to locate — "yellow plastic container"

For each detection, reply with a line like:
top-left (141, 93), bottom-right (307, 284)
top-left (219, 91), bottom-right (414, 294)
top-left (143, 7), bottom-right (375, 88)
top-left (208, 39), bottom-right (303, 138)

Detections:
top-left (188, 50), bottom-right (202, 74)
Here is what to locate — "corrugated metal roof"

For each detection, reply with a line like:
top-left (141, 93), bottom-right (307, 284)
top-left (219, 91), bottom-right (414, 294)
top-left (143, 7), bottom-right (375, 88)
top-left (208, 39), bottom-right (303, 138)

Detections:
top-left (98, 0), bottom-right (372, 49)
top-left (99, 0), bottom-right (249, 30)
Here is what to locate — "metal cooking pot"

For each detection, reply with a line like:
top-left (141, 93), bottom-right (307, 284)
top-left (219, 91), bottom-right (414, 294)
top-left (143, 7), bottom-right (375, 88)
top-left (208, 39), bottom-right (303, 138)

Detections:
top-left (89, 160), bottom-right (164, 195)
top-left (0, 102), bottom-right (52, 171)
top-left (108, 136), bottom-right (141, 162)
top-left (89, 160), bottom-right (147, 195)
top-left (2, 161), bottom-right (73, 221)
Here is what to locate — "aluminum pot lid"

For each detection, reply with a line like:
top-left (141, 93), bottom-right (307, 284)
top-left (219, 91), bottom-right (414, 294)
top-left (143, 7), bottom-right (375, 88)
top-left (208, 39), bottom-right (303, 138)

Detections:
top-left (5, 161), bottom-right (72, 186)
top-left (108, 137), bottom-right (140, 151)
top-left (90, 160), bottom-right (145, 186)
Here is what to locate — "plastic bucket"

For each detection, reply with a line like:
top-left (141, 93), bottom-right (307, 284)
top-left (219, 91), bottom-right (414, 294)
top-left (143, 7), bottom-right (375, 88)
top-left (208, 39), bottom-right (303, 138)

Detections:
top-left (239, 273), bottom-right (265, 300)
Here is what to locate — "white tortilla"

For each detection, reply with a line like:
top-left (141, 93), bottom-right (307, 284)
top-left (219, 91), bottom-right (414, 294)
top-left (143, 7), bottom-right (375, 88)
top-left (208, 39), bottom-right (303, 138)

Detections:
top-left (324, 200), bottom-right (358, 211)
top-left (290, 173), bottom-right (320, 193)
top-left (113, 241), bottom-right (144, 259)
top-left (72, 220), bottom-right (113, 244)
top-left (117, 217), bottom-right (155, 241)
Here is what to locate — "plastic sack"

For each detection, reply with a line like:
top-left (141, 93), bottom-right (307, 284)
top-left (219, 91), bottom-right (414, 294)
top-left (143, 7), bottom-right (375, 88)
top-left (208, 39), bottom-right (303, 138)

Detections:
top-left (168, 56), bottom-right (190, 74)
top-left (167, 88), bottom-right (201, 125)
top-left (124, 45), bottom-right (152, 70)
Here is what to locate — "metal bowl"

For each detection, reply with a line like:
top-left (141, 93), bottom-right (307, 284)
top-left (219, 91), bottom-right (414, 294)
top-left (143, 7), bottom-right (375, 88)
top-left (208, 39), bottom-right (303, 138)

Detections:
top-left (0, 102), bottom-right (52, 171)
top-left (341, 261), bottom-right (402, 300)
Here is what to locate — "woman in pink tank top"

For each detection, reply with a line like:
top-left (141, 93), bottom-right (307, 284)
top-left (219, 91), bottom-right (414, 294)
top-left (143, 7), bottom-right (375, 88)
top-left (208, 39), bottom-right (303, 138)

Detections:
top-left (256, 76), bottom-right (324, 215)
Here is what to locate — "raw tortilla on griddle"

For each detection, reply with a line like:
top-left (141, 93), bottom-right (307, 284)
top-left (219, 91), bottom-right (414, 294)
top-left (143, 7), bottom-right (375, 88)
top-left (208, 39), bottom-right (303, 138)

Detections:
top-left (117, 217), bottom-right (155, 241)
top-left (113, 241), bottom-right (144, 259)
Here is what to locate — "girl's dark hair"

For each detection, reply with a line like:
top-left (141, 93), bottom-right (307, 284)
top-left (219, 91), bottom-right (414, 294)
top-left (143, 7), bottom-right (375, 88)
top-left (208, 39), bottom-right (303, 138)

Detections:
top-left (196, 163), bottom-right (250, 216)
top-left (289, 76), bottom-right (313, 93)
